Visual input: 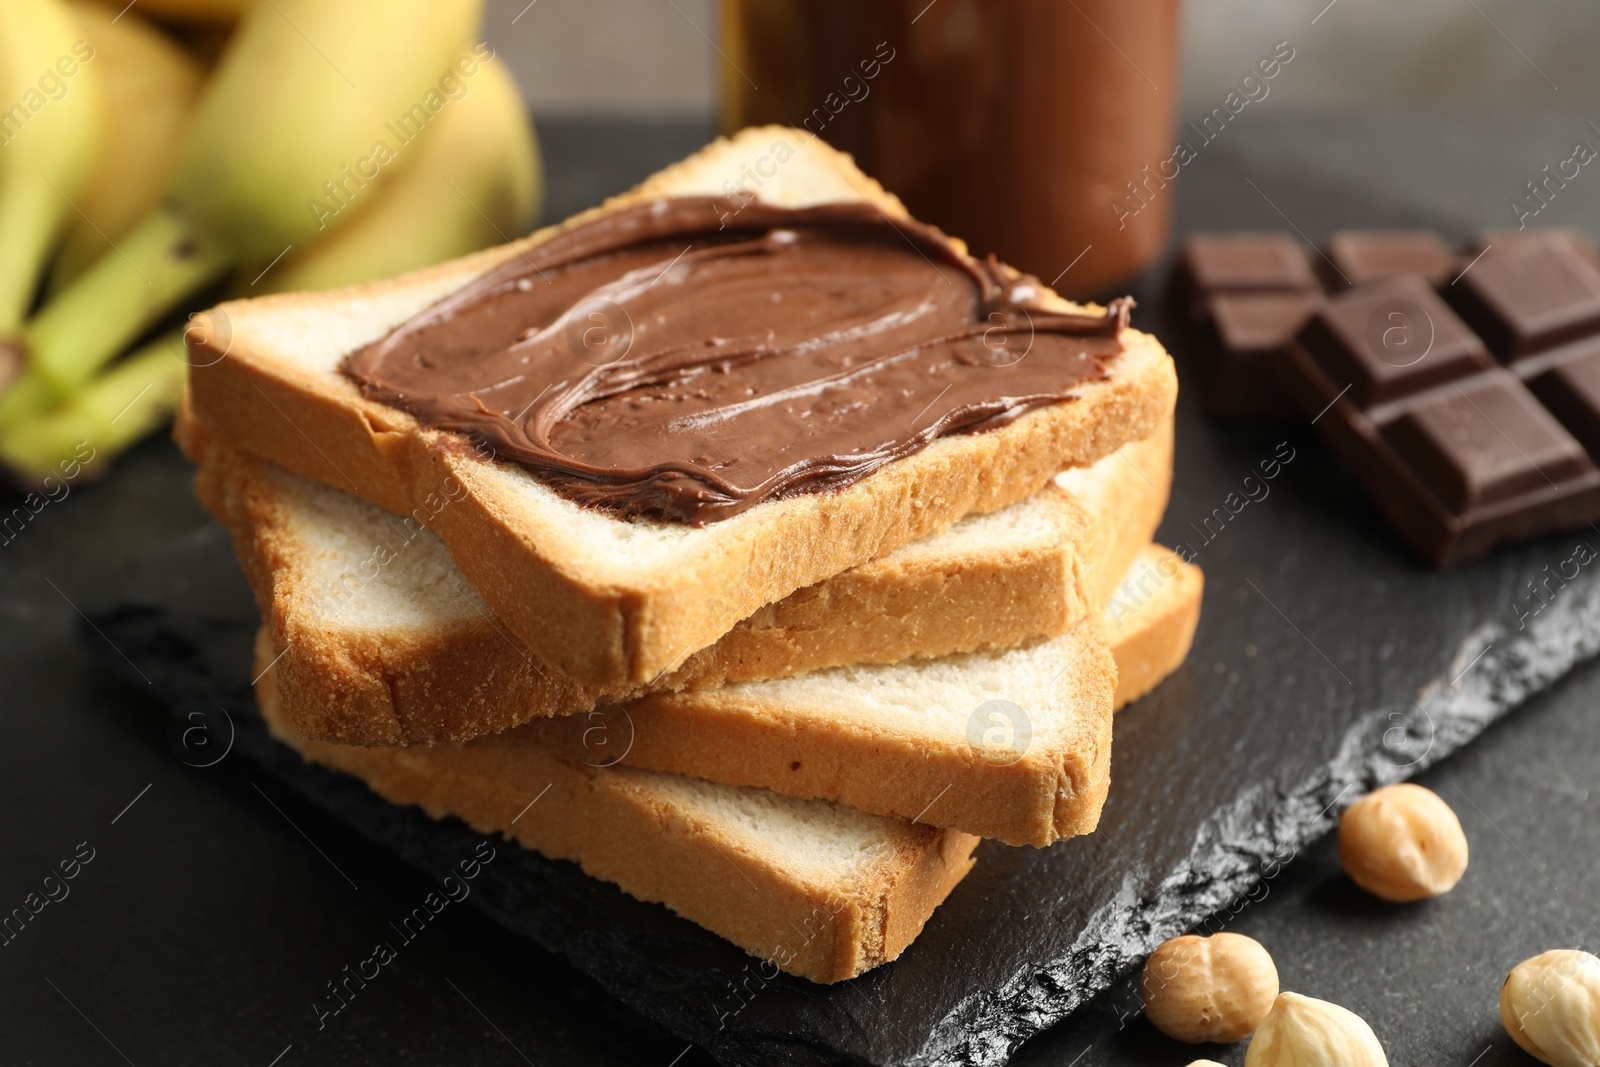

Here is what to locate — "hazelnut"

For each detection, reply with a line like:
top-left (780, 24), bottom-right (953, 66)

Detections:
top-left (1187, 1062), bottom-right (1229, 1067)
top-left (1141, 932), bottom-right (1279, 1043)
top-left (1500, 949), bottom-right (1600, 1067)
top-left (1245, 992), bottom-right (1388, 1066)
top-left (1337, 783), bottom-right (1468, 902)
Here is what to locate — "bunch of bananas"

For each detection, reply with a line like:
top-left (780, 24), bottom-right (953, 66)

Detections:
top-left (0, 0), bottom-right (542, 484)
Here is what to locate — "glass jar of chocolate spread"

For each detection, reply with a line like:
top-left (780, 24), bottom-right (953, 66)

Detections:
top-left (719, 0), bottom-right (1182, 297)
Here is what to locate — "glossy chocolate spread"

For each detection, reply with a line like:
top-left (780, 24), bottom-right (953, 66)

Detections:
top-left (342, 196), bottom-right (1131, 525)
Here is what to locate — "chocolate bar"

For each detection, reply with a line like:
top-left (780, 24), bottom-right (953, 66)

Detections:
top-left (1168, 233), bottom-right (1320, 418)
top-left (1276, 273), bottom-right (1600, 566)
top-left (1173, 227), bottom-right (1600, 419)
top-left (1169, 226), bottom-right (1600, 563)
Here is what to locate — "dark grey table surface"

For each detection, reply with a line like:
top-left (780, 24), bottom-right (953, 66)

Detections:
top-left (3, 112), bottom-right (1598, 1067)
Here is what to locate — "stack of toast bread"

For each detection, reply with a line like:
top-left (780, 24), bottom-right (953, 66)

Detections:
top-left (177, 128), bottom-right (1196, 984)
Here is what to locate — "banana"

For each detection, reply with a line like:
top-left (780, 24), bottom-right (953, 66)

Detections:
top-left (6, 0), bottom-right (484, 425)
top-left (258, 52), bottom-right (541, 295)
top-left (49, 2), bottom-right (204, 291)
top-left (0, 0), bottom-right (103, 342)
top-left (86, 0), bottom-right (252, 23)
top-left (174, 0), bottom-right (487, 263)
top-left (0, 332), bottom-right (185, 485)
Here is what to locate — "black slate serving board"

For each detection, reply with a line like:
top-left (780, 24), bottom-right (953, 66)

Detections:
top-left (82, 368), bottom-right (1600, 1066)
top-left (40, 105), bottom-right (1598, 1066)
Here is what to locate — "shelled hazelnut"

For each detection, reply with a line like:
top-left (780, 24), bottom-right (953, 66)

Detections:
top-left (1337, 783), bottom-right (1468, 902)
top-left (1141, 932), bottom-right (1279, 1043)
top-left (1244, 992), bottom-right (1388, 1066)
top-left (1501, 949), bottom-right (1600, 1067)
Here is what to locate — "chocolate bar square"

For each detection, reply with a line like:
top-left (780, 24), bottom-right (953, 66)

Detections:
top-left (1448, 238), bottom-right (1600, 361)
top-left (1169, 233), bottom-right (1318, 319)
top-left (1474, 228), bottom-right (1600, 272)
top-left (1322, 230), bottom-right (1457, 290)
top-left (1193, 291), bottom-right (1321, 418)
top-left (1382, 373), bottom-right (1591, 512)
top-left (1526, 347), bottom-right (1600, 458)
top-left (1210, 291), bottom-right (1321, 352)
top-left (1295, 275), bottom-right (1489, 407)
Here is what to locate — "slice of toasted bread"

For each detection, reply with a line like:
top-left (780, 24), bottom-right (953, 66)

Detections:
top-left (186, 126), bottom-right (1178, 691)
top-left (613, 618), bottom-right (1115, 847)
top-left (189, 407), bottom-right (1172, 749)
top-left (252, 550), bottom-right (1200, 984)
top-left (253, 631), bottom-right (978, 986)
top-left (604, 542), bottom-right (1202, 847)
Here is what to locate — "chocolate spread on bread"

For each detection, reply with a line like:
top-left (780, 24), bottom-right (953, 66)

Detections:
top-left (342, 196), bottom-right (1130, 525)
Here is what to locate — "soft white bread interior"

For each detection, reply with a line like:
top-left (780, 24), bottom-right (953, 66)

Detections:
top-left (186, 126), bottom-right (1178, 691)
top-left (188, 410), bottom-right (1172, 748)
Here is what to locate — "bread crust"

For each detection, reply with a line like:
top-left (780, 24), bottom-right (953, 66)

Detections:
top-left (1057, 422), bottom-right (1177, 613)
top-left (186, 126), bottom-right (1177, 689)
top-left (188, 411), bottom-right (1173, 749)
top-left (254, 633), bottom-right (977, 984)
top-left (616, 624), bottom-right (1117, 848)
top-left (1106, 546), bottom-right (1205, 710)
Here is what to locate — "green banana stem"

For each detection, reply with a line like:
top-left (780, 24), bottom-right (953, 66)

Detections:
top-left (0, 207), bottom-right (229, 426)
top-left (0, 330), bottom-right (187, 487)
top-left (0, 179), bottom-right (64, 339)
top-left (0, 339), bottom-right (21, 393)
